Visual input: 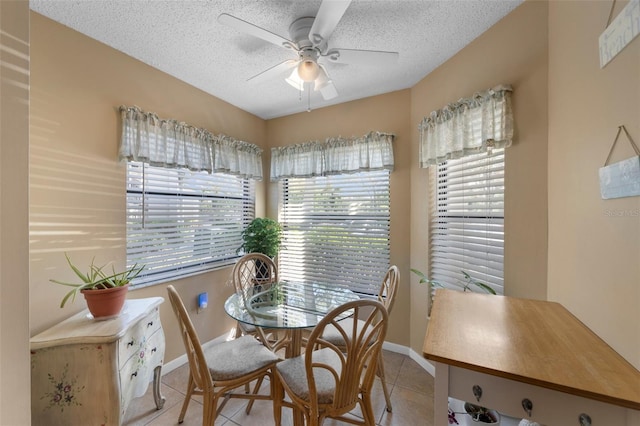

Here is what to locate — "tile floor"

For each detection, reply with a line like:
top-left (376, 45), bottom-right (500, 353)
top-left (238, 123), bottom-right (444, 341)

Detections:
top-left (123, 349), bottom-right (435, 426)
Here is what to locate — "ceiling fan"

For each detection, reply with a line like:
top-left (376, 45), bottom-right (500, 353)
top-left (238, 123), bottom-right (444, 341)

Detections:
top-left (218, 0), bottom-right (399, 101)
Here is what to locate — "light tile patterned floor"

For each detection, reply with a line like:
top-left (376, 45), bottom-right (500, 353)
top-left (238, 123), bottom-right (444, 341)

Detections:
top-left (124, 349), bottom-right (435, 426)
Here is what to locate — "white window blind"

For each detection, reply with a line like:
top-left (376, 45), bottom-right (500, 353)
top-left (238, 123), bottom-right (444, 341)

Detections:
top-left (279, 170), bottom-right (390, 296)
top-left (430, 149), bottom-right (504, 295)
top-left (126, 161), bottom-right (254, 286)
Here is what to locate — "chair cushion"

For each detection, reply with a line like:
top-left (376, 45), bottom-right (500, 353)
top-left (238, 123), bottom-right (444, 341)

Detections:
top-left (276, 348), bottom-right (342, 404)
top-left (321, 318), bottom-right (373, 346)
top-left (239, 322), bottom-right (257, 334)
top-left (205, 335), bottom-right (279, 381)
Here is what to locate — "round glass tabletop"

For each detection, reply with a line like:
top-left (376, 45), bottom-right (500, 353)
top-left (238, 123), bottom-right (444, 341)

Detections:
top-left (224, 281), bottom-right (360, 330)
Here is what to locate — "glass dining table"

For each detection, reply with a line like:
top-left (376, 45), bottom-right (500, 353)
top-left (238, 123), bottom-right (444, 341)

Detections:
top-left (224, 280), bottom-right (360, 358)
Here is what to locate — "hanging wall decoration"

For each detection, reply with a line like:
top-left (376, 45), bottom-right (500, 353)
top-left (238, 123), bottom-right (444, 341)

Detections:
top-left (599, 0), bottom-right (640, 68)
top-left (599, 125), bottom-right (640, 199)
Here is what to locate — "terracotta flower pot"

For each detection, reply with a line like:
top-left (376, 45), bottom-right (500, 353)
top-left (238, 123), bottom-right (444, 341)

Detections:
top-left (81, 284), bottom-right (129, 319)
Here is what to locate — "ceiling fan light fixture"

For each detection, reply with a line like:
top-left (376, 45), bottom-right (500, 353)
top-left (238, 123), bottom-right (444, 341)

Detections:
top-left (297, 59), bottom-right (320, 82)
top-left (314, 67), bottom-right (330, 91)
top-left (285, 68), bottom-right (305, 91)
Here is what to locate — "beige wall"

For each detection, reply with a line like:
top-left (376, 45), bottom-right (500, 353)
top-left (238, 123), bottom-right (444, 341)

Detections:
top-left (409, 1), bottom-right (549, 352)
top-left (266, 90), bottom-right (412, 346)
top-left (1, 1), bottom-right (31, 423)
top-left (548, 1), bottom-right (640, 372)
top-left (30, 12), bottom-right (268, 361)
top-left (19, 3), bottom-right (639, 418)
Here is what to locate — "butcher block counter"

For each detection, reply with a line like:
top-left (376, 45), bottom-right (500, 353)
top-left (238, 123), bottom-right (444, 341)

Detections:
top-left (423, 289), bottom-right (640, 425)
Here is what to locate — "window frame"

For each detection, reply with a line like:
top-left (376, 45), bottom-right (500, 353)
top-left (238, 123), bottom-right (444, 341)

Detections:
top-left (125, 161), bottom-right (255, 287)
top-left (278, 169), bottom-right (391, 297)
top-left (429, 149), bottom-right (505, 295)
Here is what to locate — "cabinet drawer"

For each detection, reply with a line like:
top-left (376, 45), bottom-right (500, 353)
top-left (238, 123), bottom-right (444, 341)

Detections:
top-left (118, 307), bottom-right (161, 365)
top-left (449, 366), bottom-right (626, 425)
top-left (119, 328), bottom-right (165, 413)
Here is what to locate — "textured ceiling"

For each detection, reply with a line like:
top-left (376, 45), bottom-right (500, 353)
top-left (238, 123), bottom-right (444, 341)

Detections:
top-left (30, 0), bottom-right (522, 120)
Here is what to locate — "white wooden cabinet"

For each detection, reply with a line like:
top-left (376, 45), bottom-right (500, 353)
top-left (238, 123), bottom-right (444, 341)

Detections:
top-left (30, 297), bottom-right (166, 425)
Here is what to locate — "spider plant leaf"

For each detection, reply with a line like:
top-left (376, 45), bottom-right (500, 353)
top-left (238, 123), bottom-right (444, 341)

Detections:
top-left (410, 268), bottom-right (429, 283)
top-left (65, 253), bottom-right (91, 283)
top-left (60, 289), bottom-right (77, 308)
top-left (49, 279), bottom-right (82, 288)
top-left (475, 282), bottom-right (497, 295)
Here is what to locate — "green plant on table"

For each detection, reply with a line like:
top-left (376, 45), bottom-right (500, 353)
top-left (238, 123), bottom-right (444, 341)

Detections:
top-left (50, 253), bottom-right (144, 308)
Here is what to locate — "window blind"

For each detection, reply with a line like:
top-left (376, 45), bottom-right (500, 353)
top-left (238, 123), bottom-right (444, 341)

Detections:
top-left (126, 161), bottom-right (254, 286)
top-left (279, 170), bottom-right (390, 296)
top-left (430, 149), bottom-right (504, 294)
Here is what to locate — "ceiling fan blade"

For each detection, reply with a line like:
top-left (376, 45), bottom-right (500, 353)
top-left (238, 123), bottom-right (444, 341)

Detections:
top-left (247, 59), bottom-right (298, 84)
top-left (309, 0), bottom-right (352, 47)
top-left (323, 48), bottom-right (399, 66)
top-left (218, 13), bottom-right (296, 50)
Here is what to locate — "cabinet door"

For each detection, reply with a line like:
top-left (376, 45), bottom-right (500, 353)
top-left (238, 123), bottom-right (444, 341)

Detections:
top-left (31, 343), bottom-right (119, 426)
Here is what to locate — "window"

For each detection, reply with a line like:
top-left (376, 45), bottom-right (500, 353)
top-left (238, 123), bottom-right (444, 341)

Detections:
top-left (278, 170), bottom-right (390, 296)
top-left (126, 161), bottom-right (254, 286)
top-left (429, 149), bottom-right (504, 294)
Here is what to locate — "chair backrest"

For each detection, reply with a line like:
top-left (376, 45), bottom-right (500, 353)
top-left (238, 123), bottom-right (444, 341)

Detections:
top-left (233, 253), bottom-right (278, 302)
top-left (378, 265), bottom-right (399, 314)
top-left (305, 299), bottom-right (388, 415)
top-left (166, 285), bottom-right (213, 393)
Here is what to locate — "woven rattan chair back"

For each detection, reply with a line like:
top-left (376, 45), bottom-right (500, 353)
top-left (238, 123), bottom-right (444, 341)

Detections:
top-left (233, 253), bottom-right (278, 303)
top-left (378, 265), bottom-right (399, 314)
top-left (167, 285), bottom-right (278, 425)
top-left (274, 299), bottom-right (388, 426)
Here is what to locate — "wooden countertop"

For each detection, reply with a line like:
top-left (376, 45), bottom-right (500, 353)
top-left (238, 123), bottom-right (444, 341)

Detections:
top-left (423, 289), bottom-right (640, 410)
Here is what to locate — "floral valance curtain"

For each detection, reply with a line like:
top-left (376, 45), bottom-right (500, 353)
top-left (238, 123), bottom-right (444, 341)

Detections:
top-left (419, 84), bottom-right (513, 167)
top-left (270, 131), bottom-right (395, 181)
top-left (119, 105), bottom-right (263, 180)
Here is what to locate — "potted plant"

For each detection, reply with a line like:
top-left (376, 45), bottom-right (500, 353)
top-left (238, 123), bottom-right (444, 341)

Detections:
top-left (237, 218), bottom-right (283, 282)
top-left (411, 268), bottom-right (497, 312)
top-left (50, 253), bottom-right (144, 319)
top-left (237, 217), bottom-right (283, 258)
top-left (410, 268), bottom-right (497, 295)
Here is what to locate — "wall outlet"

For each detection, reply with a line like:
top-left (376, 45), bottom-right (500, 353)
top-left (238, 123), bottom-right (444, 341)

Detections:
top-left (197, 292), bottom-right (208, 310)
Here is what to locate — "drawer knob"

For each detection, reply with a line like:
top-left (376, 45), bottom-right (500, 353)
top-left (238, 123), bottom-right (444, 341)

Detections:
top-left (147, 321), bottom-right (154, 327)
top-left (131, 371), bottom-right (138, 379)
top-left (472, 384), bottom-right (483, 402)
top-left (579, 413), bottom-right (592, 426)
top-left (521, 398), bottom-right (533, 416)
top-left (127, 340), bottom-right (135, 347)
top-left (151, 347), bottom-right (157, 353)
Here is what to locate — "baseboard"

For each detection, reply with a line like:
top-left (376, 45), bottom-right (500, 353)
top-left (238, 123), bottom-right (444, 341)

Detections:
top-left (381, 340), bottom-right (410, 355)
top-left (381, 341), bottom-right (435, 377)
top-left (164, 336), bottom-right (436, 377)
top-left (408, 348), bottom-right (435, 376)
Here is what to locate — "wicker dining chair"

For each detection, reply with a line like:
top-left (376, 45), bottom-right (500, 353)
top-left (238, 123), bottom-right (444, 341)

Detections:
top-left (321, 265), bottom-right (399, 412)
top-left (273, 299), bottom-right (388, 426)
top-left (231, 253), bottom-right (286, 350)
top-left (166, 285), bottom-right (280, 425)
